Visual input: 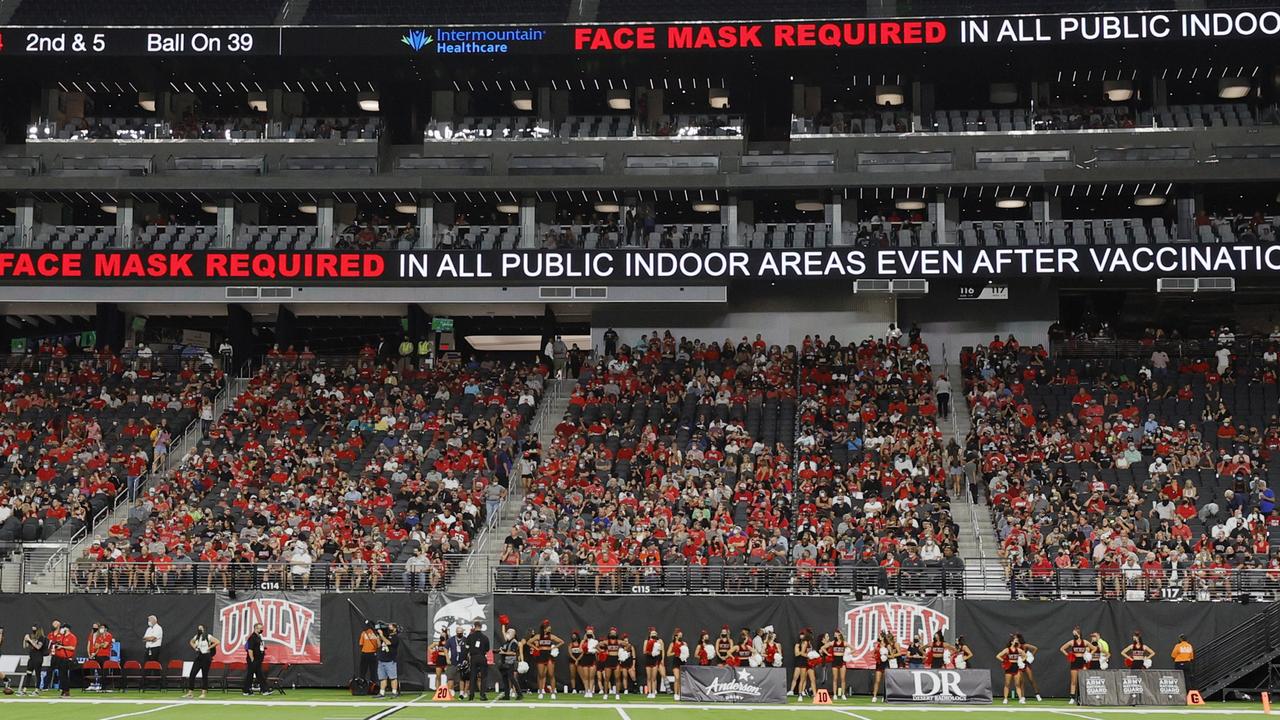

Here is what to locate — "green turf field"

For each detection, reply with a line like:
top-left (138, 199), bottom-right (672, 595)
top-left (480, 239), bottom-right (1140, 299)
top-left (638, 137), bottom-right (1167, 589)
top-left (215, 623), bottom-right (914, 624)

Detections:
top-left (0, 690), bottom-right (1265, 720)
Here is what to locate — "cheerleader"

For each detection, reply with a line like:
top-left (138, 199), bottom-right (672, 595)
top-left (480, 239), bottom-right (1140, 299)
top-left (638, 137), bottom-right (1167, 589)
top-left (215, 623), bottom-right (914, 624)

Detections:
top-left (952, 636), bottom-right (974, 669)
top-left (813, 632), bottom-right (832, 695)
top-left (430, 632), bottom-right (450, 694)
top-left (601, 627), bottom-right (623, 699)
top-left (643, 627), bottom-right (664, 698)
top-left (926, 631), bottom-right (952, 670)
top-left (667, 628), bottom-right (688, 701)
top-left (1013, 634), bottom-right (1042, 701)
top-left (763, 631), bottom-right (783, 671)
top-left (996, 637), bottom-right (1026, 704)
top-left (731, 630), bottom-right (754, 668)
top-left (568, 630), bottom-right (587, 696)
top-left (1059, 627), bottom-right (1094, 705)
top-left (1121, 631), bottom-right (1153, 670)
top-left (790, 630), bottom-right (815, 697)
top-left (534, 621), bottom-right (564, 700)
top-left (830, 630), bottom-right (849, 700)
top-left (714, 625), bottom-right (733, 664)
top-left (695, 630), bottom-right (714, 666)
top-left (870, 631), bottom-right (900, 703)
top-left (619, 633), bottom-right (636, 695)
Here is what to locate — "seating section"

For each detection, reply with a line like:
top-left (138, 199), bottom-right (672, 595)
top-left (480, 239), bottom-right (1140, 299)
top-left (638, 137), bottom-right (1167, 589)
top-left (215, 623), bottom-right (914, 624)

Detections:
top-left (439, 225), bottom-right (522, 251)
top-left (426, 114), bottom-right (742, 141)
top-left (31, 226), bottom-right (118, 250)
top-left (10, 0), bottom-right (281, 25)
top-left (30, 116), bottom-right (382, 142)
top-left (305, 0), bottom-right (571, 24)
top-left (962, 339), bottom-right (1280, 599)
top-left (75, 357), bottom-right (544, 593)
top-left (136, 225), bottom-right (218, 251)
top-left (495, 330), bottom-right (958, 594)
top-left (234, 225), bottom-right (319, 251)
top-left (792, 110), bottom-right (913, 135)
top-left (0, 349), bottom-right (222, 544)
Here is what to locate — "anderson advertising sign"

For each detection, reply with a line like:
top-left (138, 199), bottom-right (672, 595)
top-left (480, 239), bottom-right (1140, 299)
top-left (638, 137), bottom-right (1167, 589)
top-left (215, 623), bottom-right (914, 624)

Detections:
top-left (0, 10), bottom-right (1276, 56)
top-left (0, 244), bottom-right (1274, 286)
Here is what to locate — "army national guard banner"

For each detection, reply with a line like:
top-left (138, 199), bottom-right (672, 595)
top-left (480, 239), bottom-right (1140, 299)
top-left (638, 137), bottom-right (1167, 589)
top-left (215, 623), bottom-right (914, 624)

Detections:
top-left (884, 669), bottom-right (992, 704)
top-left (1078, 670), bottom-right (1187, 706)
top-left (680, 666), bottom-right (788, 703)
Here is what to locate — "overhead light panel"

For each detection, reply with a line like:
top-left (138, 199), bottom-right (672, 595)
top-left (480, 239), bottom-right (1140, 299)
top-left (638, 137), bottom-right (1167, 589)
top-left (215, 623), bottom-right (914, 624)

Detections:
top-left (201, 203), bottom-right (219, 214)
top-left (606, 89), bottom-right (631, 110)
top-left (298, 203), bottom-right (318, 214)
top-left (248, 92), bottom-right (268, 112)
top-left (1102, 80), bottom-right (1133, 102)
top-left (692, 202), bottom-right (720, 213)
top-left (594, 203), bottom-right (620, 214)
top-left (357, 91), bottom-right (380, 112)
top-left (497, 203), bottom-right (520, 214)
top-left (996, 198), bottom-right (1028, 209)
top-left (795, 200), bottom-right (824, 212)
top-left (137, 92), bottom-right (156, 112)
top-left (1134, 196), bottom-right (1167, 207)
top-left (100, 204), bottom-right (118, 214)
top-left (1218, 78), bottom-right (1251, 99)
top-left (895, 200), bottom-right (926, 211)
top-left (708, 88), bottom-right (730, 109)
top-left (511, 90), bottom-right (533, 112)
top-left (394, 203), bottom-right (417, 215)
top-left (874, 85), bottom-right (905, 107)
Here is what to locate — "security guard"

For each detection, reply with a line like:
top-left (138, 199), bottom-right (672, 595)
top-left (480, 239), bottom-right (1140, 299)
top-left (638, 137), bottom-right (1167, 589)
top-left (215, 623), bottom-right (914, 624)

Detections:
top-left (417, 338), bottom-right (433, 368)
top-left (397, 337), bottom-right (414, 371)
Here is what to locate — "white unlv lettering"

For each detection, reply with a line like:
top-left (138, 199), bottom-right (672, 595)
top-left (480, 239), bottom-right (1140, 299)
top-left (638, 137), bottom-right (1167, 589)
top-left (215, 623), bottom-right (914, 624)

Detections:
top-left (220, 600), bottom-right (315, 655)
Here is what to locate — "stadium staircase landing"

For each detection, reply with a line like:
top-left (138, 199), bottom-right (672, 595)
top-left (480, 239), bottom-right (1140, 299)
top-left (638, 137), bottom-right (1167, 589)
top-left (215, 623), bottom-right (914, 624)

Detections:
top-left (3, 376), bottom-right (247, 593)
top-left (447, 378), bottom-right (575, 596)
top-left (1190, 601), bottom-right (1280, 699)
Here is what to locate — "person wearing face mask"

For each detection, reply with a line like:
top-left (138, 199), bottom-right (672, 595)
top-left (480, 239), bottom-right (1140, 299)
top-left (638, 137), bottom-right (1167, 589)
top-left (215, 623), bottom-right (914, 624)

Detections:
top-left (87, 623), bottom-right (114, 691)
top-left (643, 627), bottom-right (663, 698)
top-left (48, 620), bottom-right (76, 698)
top-left (21, 625), bottom-right (46, 695)
top-left (1121, 631), bottom-right (1153, 670)
top-left (619, 632), bottom-right (636, 695)
top-left (184, 625), bottom-right (219, 698)
top-left (497, 626), bottom-right (523, 701)
top-left (601, 627), bottom-right (622, 699)
top-left (666, 628), bottom-right (687, 701)
top-left (569, 630), bottom-right (589, 696)
top-left (714, 625), bottom-right (733, 665)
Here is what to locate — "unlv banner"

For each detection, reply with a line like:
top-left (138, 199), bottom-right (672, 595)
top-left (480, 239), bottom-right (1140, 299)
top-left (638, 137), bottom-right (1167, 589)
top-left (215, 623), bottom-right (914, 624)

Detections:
top-left (840, 596), bottom-right (955, 670)
top-left (680, 666), bottom-right (787, 703)
top-left (1079, 670), bottom-right (1186, 706)
top-left (885, 669), bottom-right (992, 704)
top-left (213, 592), bottom-right (322, 664)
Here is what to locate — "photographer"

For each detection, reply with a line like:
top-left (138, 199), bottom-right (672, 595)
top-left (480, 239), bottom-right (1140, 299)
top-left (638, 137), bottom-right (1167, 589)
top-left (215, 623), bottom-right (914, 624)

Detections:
top-left (376, 623), bottom-right (401, 699)
top-left (497, 617), bottom-right (523, 701)
top-left (357, 622), bottom-right (380, 685)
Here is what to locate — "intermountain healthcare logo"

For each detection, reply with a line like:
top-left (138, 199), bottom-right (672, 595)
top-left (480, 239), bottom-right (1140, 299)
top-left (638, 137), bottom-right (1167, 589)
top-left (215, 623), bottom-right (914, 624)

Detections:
top-left (841, 597), bottom-right (953, 670)
top-left (213, 593), bottom-right (321, 664)
top-left (401, 27), bottom-right (546, 54)
top-left (401, 30), bottom-right (433, 51)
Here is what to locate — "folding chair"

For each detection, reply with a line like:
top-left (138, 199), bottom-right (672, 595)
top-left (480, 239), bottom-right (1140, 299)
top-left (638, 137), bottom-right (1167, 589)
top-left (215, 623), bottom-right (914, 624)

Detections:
top-left (122, 660), bottom-right (143, 691)
top-left (80, 660), bottom-right (101, 692)
top-left (141, 661), bottom-right (163, 691)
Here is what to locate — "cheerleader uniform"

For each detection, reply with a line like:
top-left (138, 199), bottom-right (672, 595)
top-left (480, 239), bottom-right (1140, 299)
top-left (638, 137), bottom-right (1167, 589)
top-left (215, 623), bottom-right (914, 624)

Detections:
top-left (794, 644), bottom-right (809, 670)
top-left (670, 640), bottom-right (686, 667)
top-left (734, 647), bottom-right (753, 666)
top-left (537, 634), bottom-right (555, 665)
top-left (1003, 648), bottom-right (1022, 676)
top-left (715, 638), bottom-right (733, 665)
top-left (432, 642), bottom-right (449, 671)
top-left (875, 643), bottom-right (889, 672)
top-left (1067, 638), bottom-right (1088, 670)
top-left (604, 639), bottom-right (621, 669)
top-left (928, 642), bottom-right (947, 669)
top-left (832, 640), bottom-right (847, 667)
top-left (620, 643), bottom-right (635, 671)
top-left (1126, 643), bottom-right (1149, 668)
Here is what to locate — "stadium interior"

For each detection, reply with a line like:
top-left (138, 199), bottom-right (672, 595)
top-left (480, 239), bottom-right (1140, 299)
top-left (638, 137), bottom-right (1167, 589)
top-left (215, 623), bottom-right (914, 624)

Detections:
top-left (0, 0), bottom-right (1277, 716)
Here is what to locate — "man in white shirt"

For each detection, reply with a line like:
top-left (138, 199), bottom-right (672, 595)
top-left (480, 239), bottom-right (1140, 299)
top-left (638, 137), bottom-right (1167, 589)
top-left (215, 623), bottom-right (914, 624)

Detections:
top-left (144, 615), bottom-right (164, 663)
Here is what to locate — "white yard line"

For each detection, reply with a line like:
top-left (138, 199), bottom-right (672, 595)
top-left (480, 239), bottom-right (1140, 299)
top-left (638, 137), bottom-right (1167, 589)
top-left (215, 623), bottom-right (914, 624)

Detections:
top-left (834, 710), bottom-right (875, 720)
top-left (1054, 711), bottom-right (1105, 720)
top-left (0, 697), bottom-right (1269, 714)
top-left (99, 704), bottom-right (183, 720)
top-left (617, 706), bottom-right (634, 720)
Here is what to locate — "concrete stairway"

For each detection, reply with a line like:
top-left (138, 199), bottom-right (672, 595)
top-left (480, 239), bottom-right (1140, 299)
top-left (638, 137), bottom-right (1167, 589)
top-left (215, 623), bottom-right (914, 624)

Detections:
top-left (447, 378), bottom-right (574, 595)
top-left (946, 384), bottom-right (1008, 598)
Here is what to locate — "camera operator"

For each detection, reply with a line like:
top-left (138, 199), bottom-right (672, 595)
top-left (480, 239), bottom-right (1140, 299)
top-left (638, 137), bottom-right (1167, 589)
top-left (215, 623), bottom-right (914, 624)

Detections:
top-left (358, 622), bottom-right (380, 685)
top-left (376, 623), bottom-right (401, 699)
top-left (465, 620), bottom-right (490, 701)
